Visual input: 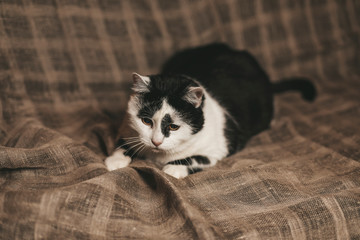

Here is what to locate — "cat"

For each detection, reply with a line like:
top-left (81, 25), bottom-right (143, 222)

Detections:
top-left (105, 43), bottom-right (316, 178)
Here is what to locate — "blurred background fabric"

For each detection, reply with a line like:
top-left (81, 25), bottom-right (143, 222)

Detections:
top-left (0, 0), bottom-right (360, 239)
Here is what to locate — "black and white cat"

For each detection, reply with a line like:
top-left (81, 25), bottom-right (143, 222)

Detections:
top-left (105, 43), bottom-right (316, 178)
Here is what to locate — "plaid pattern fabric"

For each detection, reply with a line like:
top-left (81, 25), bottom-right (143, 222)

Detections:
top-left (1, 0), bottom-right (360, 239)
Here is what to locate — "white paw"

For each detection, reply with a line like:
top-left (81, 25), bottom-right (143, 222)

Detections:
top-left (162, 164), bottom-right (189, 179)
top-left (105, 150), bottom-right (131, 171)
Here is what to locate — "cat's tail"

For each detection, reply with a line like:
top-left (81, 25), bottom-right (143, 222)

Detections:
top-left (271, 78), bottom-right (317, 101)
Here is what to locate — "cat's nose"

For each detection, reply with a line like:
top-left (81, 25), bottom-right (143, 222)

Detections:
top-left (151, 139), bottom-right (162, 147)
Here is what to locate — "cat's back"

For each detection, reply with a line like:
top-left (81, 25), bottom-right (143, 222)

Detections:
top-left (162, 43), bottom-right (268, 83)
top-left (161, 43), bottom-right (271, 102)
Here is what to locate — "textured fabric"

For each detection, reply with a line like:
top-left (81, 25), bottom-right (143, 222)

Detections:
top-left (1, 0), bottom-right (360, 239)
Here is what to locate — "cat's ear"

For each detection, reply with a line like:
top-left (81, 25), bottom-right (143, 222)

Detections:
top-left (184, 87), bottom-right (204, 108)
top-left (132, 72), bottom-right (150, 93)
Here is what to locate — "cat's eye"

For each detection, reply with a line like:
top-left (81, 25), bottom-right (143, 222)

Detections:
top-left (169, 124), bottom-right (180, 131)
top-left (141, 118), bottom-right (153, 127)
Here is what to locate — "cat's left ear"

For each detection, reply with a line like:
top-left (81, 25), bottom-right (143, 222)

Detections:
top-left (132, 72), bottom-right (150, 93)
top-left (184, 87), bottom-right (204, 108)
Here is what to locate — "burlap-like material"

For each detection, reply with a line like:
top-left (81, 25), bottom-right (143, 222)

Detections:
top-left (1, 0), bottom-right (360, 239)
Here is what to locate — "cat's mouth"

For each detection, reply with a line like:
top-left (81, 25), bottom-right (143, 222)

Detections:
top-left (149, 145), bottom-right (171, 153)
top-left (151, 147), bottom-right (163, 153)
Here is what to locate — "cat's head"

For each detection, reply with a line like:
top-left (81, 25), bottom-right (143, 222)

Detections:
top-left (127, 73), bottom-right (205, 153)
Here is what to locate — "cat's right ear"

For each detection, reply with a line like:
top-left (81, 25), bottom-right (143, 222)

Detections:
top-left (132, 73), bottom-right (150, 93)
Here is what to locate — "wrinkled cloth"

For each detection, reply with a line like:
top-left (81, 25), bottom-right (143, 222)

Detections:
top-left (1, 0), bottom-right (360, 239)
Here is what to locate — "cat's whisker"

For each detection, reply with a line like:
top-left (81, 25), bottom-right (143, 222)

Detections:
top-left (132, 144), bottom-right (146, 159)
top-left (117, 139), bottom-right (141, 149)
top-left (129, 146), bottom-right (140, 159)
top-left (117, 142), bottom-right (139, 148)
top-left (137, 137), bottom-right (147, 144)
top-left (123, 138), bottom-right (141, 143)
top-left (134, 143), bottom-right (147, 159)
top-left (116, 143), bottom-right (138, 150)
top-left (125, 141), bottom-right (144, 153)
top-left (122, 137), bottom-right (140, 140)
top-left (120, 143), bottom-right (140, 155)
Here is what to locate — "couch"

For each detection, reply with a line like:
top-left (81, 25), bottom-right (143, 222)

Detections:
top-left (1, 0), bottom-right (360, 239)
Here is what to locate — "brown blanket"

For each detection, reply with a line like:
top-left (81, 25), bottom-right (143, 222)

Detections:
top-left (1, 0), bottom-right (360, 239)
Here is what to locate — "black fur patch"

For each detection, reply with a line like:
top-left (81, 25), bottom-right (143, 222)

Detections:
top-left (192, 155), bottom-right (210, 164)
top-left (224, 116), bottom-right (243, 155)
top-left (161, 114), bottom-right (172, 137)
top-left (188, 167), bottom-right (203, 174)
top-left (167, 155), bottom-right (209, 167)
top-left (167, 159), bottom-right (193, 166)
top-left (137, 98), bottom-right (163, 119)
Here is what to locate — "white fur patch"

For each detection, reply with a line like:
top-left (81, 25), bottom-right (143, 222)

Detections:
top-left (105, 149), bottom-right (132, 171)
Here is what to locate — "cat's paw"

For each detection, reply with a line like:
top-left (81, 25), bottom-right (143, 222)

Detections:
top-left (105, 150), bottom-right (131, 171)
top-left (162, 164), bottom-right (189, 179)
